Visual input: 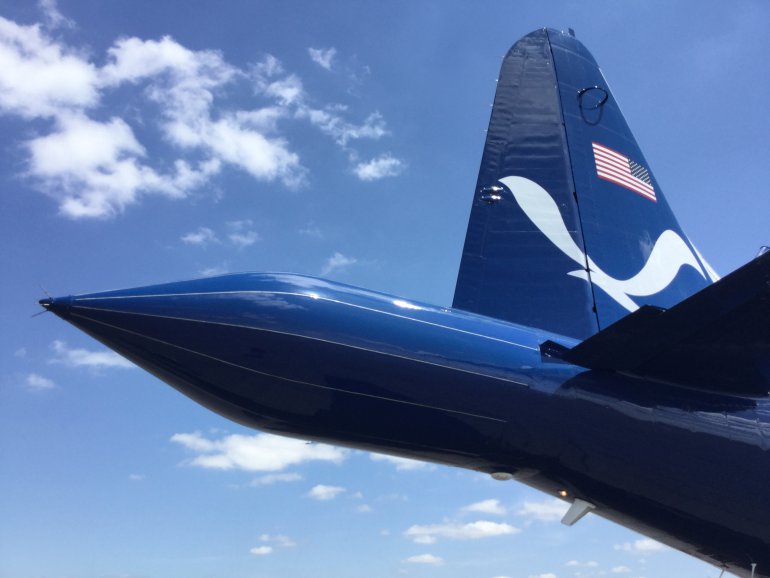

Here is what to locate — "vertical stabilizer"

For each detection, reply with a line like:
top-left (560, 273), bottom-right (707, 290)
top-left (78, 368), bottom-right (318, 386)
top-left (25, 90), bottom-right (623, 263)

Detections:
top-left (453, 28), bottom-right (717, 339)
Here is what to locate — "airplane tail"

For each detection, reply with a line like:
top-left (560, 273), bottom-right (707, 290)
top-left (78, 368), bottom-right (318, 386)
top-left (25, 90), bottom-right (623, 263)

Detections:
top-left (453, 28), bottom-right (719, 339)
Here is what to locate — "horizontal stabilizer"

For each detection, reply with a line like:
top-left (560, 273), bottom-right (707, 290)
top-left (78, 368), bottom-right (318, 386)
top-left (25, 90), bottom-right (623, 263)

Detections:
top-left (560, 251), bottom-right (770, 396)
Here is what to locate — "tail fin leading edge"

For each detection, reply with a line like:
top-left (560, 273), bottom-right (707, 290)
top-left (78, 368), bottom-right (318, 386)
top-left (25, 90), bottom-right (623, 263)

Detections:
top-left (453, 28), bottom-right (717, 339)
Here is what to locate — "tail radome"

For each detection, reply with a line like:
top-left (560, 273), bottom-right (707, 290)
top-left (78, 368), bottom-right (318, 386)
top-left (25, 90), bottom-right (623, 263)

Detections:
top-left (453, 28), bottom-right (718, 339)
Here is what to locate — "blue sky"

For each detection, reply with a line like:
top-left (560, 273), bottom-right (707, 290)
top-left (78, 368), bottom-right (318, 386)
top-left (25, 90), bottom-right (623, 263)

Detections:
top-left (1, 1), bottom-right (769, 577)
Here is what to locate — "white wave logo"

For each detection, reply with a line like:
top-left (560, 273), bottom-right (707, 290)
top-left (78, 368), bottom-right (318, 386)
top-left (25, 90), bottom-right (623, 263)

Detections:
top-left (499, 176), bottom-right (719, 312)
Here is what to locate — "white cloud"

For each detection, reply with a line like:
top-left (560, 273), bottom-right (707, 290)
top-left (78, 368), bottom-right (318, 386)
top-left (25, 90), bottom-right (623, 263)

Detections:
top-left (249, 545), bottom-right (272, 556)
top-left (353, 153), bottom-right (404, 181)
top-left (38, 0), bottom-right (75, 30)
top-left (249, 472), bottom-right (302, 486)
top-left (307, 484), bottom-right (346, 501)
top-left (613, 538), bottom-right (668, 554)
top-left (24, 372), bottom-right (56, 390)
top-left (50, 340), bottom-right (134, 370)
top-left (0, 17), bottom-right (98, 118)
top-left (357, 504), bottom-right (373, 513)
top-left (0, 21), bottom-right (226, 218)
top-left (517, 499), bottom-right (569, 522)
top-left (321, 251), bottom-right (357, 276)
top-left (170, 431), bottom-right (347, 471)
top-left (462, 499), bottom-right (507, 516)
top-left (404, 520), bottom-right (519, 544)
top-left (308, 47), bottom-right (336, 70)
top-left (404, 554), bottom-right (444, 566)
top-left (197, 116), bottom-right (305, 187)
top-left (199, 263), bottom-right (229, 277)
top-left (27, 113), bottom-right (215, 218)
top-left (566, 561), bottom-right (599, 568)
top-left (2, 25), bottom-right (303, 217)
top-left (100, 35), bottom-right (236, 87)
top-left (103, 38), bottom-right (306, 189)
top-left (227, 220), bottom-right (260, 248)
top-left (228, 231), bottom-right (260, 248)
top-left (259, 534), bottom-right (295, 548)
top-left (2, 13), bottom-right (401, 218)
top-left (369, 452), bottom-right (433, 471)
top-left (181, 226), bottom-right (219, 246)
top-left (253, 54), bottom-right (283, 79)
top-left (264, 74), bottom-right (304, 106)
top-left (492, 576), bottom-right (513, 578)
top-left (301, 109), bottom-right (387, 147)
top-left (128, 474), bottom-right (145, 481)
top-left (529, 574), bottom-right (558, 578)
top-left (611, 566), bottom-right (631, 574)
top-left (298, 225), bottom-right (323, 239)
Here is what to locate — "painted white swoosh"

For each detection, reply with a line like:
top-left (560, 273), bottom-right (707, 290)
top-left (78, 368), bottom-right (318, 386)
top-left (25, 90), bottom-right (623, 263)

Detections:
top-left (501, 176), bottom-right (587, 267)
top-left (498, 176), bottom-right (708, 312)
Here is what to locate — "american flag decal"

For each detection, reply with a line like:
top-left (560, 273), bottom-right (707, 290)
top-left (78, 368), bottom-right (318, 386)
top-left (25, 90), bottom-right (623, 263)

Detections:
top-left (592, 142), bottom-right (656, 202)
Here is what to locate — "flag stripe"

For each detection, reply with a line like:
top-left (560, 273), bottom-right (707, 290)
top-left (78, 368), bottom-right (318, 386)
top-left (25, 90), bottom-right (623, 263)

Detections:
top-left (595, 159), bottom-right (655, 195)
top-left (597, 168), bottom-right (656, 199)
top-left (592, 142), bottom-right (656, 202)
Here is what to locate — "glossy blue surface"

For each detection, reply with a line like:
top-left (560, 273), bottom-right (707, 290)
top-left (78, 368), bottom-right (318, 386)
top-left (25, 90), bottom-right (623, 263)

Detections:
top-left (43, 272), bottom-right (770, 577)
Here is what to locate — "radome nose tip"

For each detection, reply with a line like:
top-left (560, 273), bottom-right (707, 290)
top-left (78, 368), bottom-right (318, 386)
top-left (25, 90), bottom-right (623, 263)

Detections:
top-left (38, 295), bottom-right (72, 316)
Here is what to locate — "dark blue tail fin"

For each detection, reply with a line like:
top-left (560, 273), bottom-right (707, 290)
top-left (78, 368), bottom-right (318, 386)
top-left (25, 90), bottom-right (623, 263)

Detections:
top-left (453, 28), bottom-right (718, 339)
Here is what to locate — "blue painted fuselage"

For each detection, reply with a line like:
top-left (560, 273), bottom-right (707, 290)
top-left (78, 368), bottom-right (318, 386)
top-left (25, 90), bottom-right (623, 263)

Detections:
top-left (43, 273), bottom-right (770, 576)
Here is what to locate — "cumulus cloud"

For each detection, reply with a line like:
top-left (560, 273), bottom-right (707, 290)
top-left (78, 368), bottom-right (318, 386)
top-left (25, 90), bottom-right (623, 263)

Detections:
top-left (0, 17), bottom-right (98, 118)
top-left (0, 11), bottom-right (402, 218)
top-left (26, 113), bottom-right (179, 218)
top-left (369, 452), bottom-right (433, 471)
top-left (307, 484), bottom-right (346, 501)
top-left (404, 554), bottom-right (444, 566)
top-left (27, 111), bottom-right (220, 218)
top-left (462, 499), bottom-right (507, 516)
top-left (301, 109), bottom-right (388, 147)
top-left (100, 34), bottom-right (236, 87)
top-left (181, 221), bottom-right (259, 248)
top-left (24, 372), bottom-right (56, 390)
top-left (517, 499), bottom-right (569, 522)
top-left (611, 566), bottom-right (631, 573)
top-left (613, 538), bottom-right (668, 554)
top-left (170, 431), bottom-right (347, 471)
top-left (258, 534), bottom-right (296, 548)
top-left (199, 263), bottom-right (229, 277)
top-left (308, 47), bottom-right (336, 70)
top-left (249, 472), bottom-right (302, 486)
top-left (226, 220), bottom-right (260, 248)
top-left (50, 340), bottom-right (134, 370)
top-left (320, 251), bottom-right (357, 276)
top-left (404, 520), bottom-right (519, 544)
top-left (38, 0), bottom-right (75, 30)
top-left (249, 545), bottom-right (272, 556)
top-left (181, 226), bottom-right (219, 246)
top-left (298, 225), bottom-right (323, 239)
top-left (566, 561), bottom-right (599, 568)
top-left (353, 153), bottom-right (404, 181)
